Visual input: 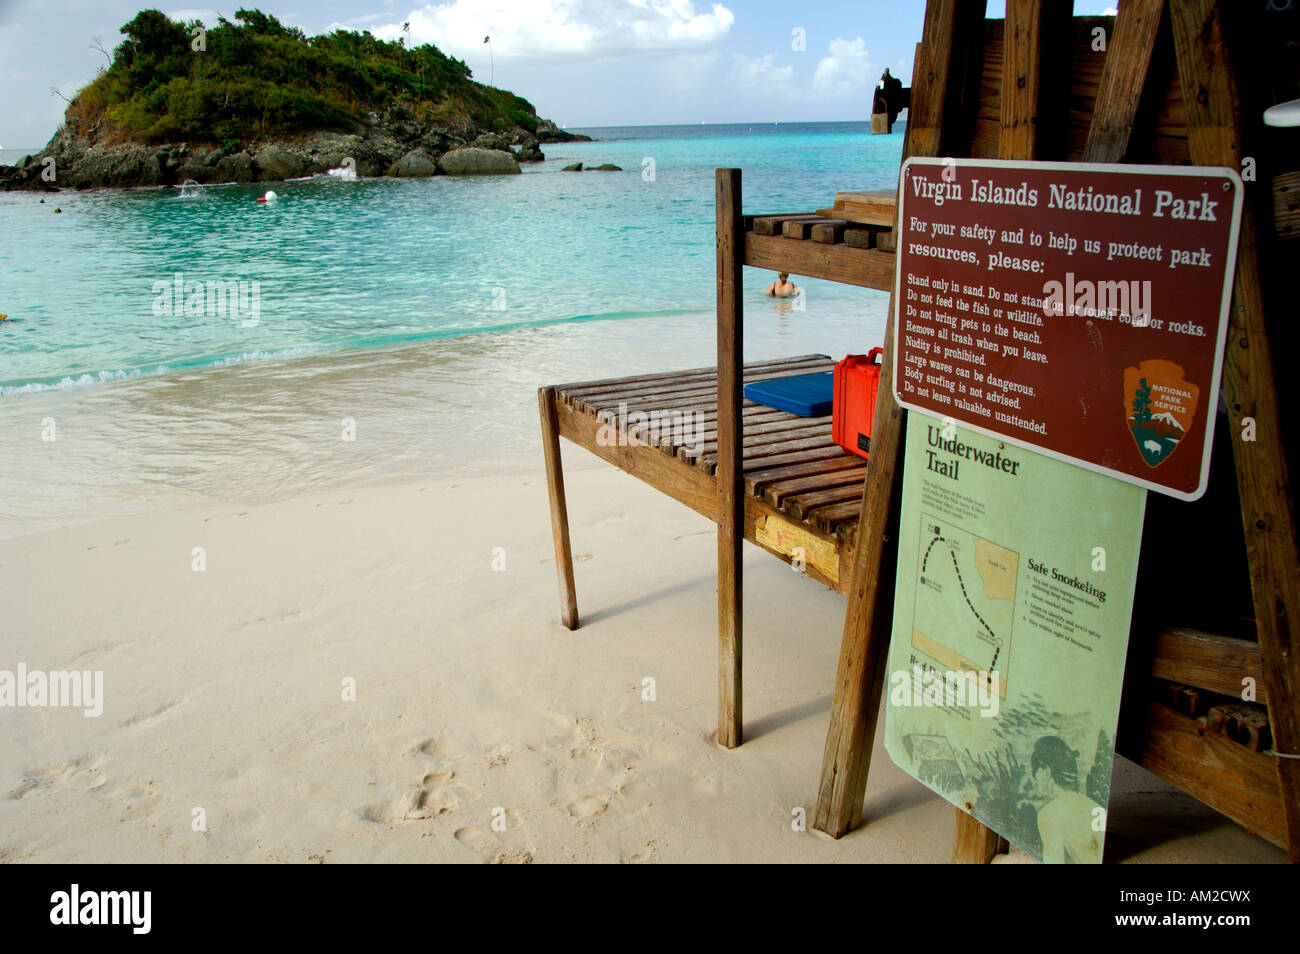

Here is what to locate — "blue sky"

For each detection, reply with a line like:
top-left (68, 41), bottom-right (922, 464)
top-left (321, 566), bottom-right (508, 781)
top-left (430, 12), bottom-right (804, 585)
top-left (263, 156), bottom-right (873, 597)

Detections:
top-left (0, 0), bottom-right (1118, 149)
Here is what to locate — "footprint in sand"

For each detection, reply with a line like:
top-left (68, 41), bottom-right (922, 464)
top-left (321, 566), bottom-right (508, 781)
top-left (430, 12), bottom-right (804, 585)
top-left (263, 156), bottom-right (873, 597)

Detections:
top-left (9, 752), bottom-right (107, 799)
top-left (624, 840), bottom-right (658, 864)
top-left (574, 553), bottom-right (595, 562)
top-left (361, 770), bottom-right (464, 823)
top-left (566, 794), bottom-right (610, 818)
top-left (453, 821), bottom-right (532, 864)
top-left (543, 718), bottom-right (640, 826)
top-left (121, 698), bottom-right (183, 728)
top-left (86, 539), bottom-right (130, 550)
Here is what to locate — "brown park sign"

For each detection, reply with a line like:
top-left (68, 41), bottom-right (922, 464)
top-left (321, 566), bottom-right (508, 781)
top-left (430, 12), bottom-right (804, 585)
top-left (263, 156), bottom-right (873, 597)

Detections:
top-left (892, 157), bottom-right (1243, 500)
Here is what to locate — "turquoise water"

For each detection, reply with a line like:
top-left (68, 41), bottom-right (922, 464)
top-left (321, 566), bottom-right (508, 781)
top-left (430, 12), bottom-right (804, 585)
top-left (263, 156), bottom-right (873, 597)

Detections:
top-left (0, 122), bottom-right (902, 532)
top-left (1, 122), bottom-right (901, 392)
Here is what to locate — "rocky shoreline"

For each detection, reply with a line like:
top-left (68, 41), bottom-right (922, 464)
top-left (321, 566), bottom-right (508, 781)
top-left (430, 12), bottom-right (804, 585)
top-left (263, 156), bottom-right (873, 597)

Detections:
top-left (0, 110), bottom-right (593, 191)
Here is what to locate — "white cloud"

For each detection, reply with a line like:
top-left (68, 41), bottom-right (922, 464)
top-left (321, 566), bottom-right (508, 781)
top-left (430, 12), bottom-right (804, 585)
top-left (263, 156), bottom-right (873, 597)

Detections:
top-left (358, 0), bottom-right (734, 62)
top-left (731, 36), bottom-right (874, 106)
top-left (811, 36), bottom-right (872, 99)
top-left (732, 52), bottom-right (796, 101)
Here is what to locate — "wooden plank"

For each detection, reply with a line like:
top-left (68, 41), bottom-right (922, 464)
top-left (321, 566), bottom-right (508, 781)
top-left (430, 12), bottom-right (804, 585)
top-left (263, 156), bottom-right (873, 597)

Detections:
top-left (1207, 703), bottom-right (1272, 753)
top-left (745, 454), bottom-right (865, 490)
top-left (743, 212), bottom-right (811, 231)
top-left (805, 498), bottom-right (870, 530)
top-left (563, 356), bottom-right (830, 402)
top-left (999, 0), bottom-right (1045, 159)
top-left (1274, 171), bottom-right (1300, 241)
top-left (742, 444), bottom-right (854, 473)
top-left (1129, 701), bottom-right (1287, 849)
top-left (695, 426), bottom-right (836, 460)
top-left (555, 354), bottom-right (827, 396)
top-left (538, 388), bottom-right (579, 630)
top-left (1150, 627), bottom-right (1266, 705)
top-left (572, 363), bottom-right (833, 412)
top-left (834, 190), bottom-right (897, 205)
top-left (783, 218), bottom-right (835, 240)
top-left (1081, 0), bottom-right (1165, 162)
top-left (842, 228), bottom-right (877, 249)
top-left (744, 233), bottom-right (895, 292)
top-left (752, 213), bottom-right (822, 236)
top-left (783, 482), bottom-right (870, 519)
top-left (1171, 0), bottom-right (1300, 861)
top-left (762, 468), bottom-right (867, 507)
top-left (716, 169), bottom-right (745, 749)
top-left (824, 206), bottom-right (895, 227)
top-left (953, 811), bottom-right (1007, 863)
top-left (810, 221), bottom-right (849, 244)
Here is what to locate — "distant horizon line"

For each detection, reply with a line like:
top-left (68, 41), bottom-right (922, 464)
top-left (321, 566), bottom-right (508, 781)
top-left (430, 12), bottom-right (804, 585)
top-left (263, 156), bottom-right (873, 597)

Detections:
top-left (566, 117), bottom-right (907, 129)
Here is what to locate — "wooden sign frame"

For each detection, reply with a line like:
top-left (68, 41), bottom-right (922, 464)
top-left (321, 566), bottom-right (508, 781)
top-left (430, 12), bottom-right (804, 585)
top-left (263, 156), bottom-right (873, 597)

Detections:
top-left (813, 0), bottom-right (1300, 863)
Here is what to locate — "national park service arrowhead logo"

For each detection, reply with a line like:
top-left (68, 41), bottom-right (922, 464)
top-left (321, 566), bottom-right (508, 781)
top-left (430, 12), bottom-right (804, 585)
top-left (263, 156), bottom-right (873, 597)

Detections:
top-left (1122, 359), bottom-right (1198, 468)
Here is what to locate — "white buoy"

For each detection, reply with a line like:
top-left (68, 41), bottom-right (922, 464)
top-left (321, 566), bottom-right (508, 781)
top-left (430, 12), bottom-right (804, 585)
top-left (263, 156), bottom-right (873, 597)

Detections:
top-left (264, 190), bottom-right (278, 203)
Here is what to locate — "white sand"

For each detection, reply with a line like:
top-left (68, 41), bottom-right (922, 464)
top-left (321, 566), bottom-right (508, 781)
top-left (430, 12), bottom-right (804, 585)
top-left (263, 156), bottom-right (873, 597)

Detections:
top-left (0, 462), bottom-right (1285, 863)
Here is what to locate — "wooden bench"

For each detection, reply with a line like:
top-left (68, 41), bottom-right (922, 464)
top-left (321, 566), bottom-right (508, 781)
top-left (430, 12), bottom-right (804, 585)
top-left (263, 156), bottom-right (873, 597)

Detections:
top-left (539, 172), bottom-right (900, 746)
top-left (539, 355), bottom-right (867, 610)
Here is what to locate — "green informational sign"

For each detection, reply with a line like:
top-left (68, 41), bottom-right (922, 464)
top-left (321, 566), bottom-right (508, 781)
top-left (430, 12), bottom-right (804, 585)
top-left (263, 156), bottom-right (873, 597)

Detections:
top-left (884, 410), bottom-right (1146, 863)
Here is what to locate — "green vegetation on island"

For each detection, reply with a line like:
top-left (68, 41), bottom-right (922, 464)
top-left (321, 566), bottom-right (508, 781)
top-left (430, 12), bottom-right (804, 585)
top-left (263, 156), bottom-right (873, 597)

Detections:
top-left (73, 8), bottom-right (540, 144)
top-left (2, 7), bottom-right (590, 190)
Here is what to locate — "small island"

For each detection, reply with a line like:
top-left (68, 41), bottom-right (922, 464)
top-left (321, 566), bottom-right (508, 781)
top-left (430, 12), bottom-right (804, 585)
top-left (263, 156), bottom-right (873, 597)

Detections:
top-left (0, 7), bottom-right (591, 191)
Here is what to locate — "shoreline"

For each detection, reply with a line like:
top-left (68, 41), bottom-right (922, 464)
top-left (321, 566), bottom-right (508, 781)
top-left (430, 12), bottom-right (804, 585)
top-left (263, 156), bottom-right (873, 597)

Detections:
top-left (0, 296), bottom-right (889, 541)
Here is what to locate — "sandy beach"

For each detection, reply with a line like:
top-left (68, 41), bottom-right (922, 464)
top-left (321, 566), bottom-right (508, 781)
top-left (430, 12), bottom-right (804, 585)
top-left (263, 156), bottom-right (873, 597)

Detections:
top-left (0, 462), bottom-right (1284, 863)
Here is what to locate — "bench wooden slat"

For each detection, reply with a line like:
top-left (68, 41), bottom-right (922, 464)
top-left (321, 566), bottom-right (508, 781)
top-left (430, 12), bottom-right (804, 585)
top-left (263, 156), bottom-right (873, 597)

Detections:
top-left (554, 353), bottom-right (828, 395)
top-left (763, 468), bottom-right (868, 506)
top-left (744, 454), bottom-right (865, 488)
top-left (568, 357), bottom-right (832, 406)
top-left (784, 482), bottom-right (871, 518)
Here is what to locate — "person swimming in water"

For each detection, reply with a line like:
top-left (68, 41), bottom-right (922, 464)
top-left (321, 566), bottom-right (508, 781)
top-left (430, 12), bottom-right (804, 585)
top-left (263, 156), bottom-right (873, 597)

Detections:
top-left (765, 272), bottom-right (800, 298)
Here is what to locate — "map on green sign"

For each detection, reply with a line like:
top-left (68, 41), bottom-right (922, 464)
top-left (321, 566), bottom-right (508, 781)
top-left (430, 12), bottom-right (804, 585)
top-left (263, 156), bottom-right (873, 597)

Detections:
top-left (885, 411), bottom-right (1146, 863)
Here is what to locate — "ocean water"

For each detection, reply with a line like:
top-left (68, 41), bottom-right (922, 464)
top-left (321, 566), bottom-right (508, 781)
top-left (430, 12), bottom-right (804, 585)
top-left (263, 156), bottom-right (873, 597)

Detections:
top-left (0, 122), bottom-right (903, 534)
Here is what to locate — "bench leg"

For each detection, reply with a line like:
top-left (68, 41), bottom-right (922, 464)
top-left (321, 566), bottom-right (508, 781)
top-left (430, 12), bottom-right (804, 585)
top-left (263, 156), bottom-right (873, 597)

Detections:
top-left (538, 387), bottom-right (578, 630)
top-left (952, 810), bottom-right (1007, 863)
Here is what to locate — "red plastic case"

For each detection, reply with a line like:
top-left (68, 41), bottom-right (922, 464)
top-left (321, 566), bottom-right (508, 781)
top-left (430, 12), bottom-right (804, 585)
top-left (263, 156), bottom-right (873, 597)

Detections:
top-left (832, 349), bottom-right (883, 460)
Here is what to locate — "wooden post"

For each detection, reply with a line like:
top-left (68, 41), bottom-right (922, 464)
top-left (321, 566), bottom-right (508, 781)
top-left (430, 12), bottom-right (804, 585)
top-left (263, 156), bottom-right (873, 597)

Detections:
top-left (1169, 0), bottom-right (1300, 862)
top-left (1081, 0), bottom-right (1166, 163)
top-left (539, 387), bottom-right (579, 630)
top-left (954, 812), bottom-right (1009, 864)
top-left (716, 168), bottom-right (745, 749)
top-left (813, 0), bottom-right (987, 838)
top-left (946, 0), bottom-right (1053, 863)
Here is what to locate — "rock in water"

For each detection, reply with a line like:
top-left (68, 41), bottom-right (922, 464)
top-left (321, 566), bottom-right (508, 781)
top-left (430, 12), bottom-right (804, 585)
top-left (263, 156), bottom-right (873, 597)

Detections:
top-left (213, 151), bottom-right (256, 183)
top-left (438, 147), bottom-right (521, 176)
top-left (253, 144), bottom-right (307, 181)
top-left (588, 164), bottom-right (622, 171)
top-left (517, 141), bottom-right (545, 162)
top-left (472, 133), bottom-right (511, 151)
top-left (561, 162), bottom-right (583, 172)
top-left (388, 149), bottom-right (438, 177)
